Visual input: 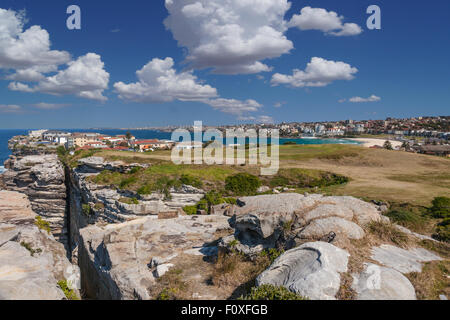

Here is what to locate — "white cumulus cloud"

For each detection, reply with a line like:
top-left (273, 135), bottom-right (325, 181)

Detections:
top-left (271, 57), bottom-right (358, 88)
top-left (114, 57), bottom-right (218, 103)
top-left (115, 57), bottom-right (262, 116)
top-left (204, 98), bottom-right (262, 115)
top-left (288, 7), bottom-right (362, 36)
top-left (164, 0), bottom-right (293, 74)
top-left (9, 53), bottom-right (110, 101)
top-left (0, 8), bottom-right (70, 71)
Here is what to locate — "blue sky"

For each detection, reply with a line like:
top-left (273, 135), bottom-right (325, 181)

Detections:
top-left (0, 0), bottom-right (449, 129)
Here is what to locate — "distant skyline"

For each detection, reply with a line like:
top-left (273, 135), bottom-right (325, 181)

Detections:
top-left (0, 0), bottom-right (449, 129)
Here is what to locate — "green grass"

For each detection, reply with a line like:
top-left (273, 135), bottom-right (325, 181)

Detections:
top-left (279, 144), bottom-right (364, 161)
top-left (118, 197), bottom-right (139, 205)
top-left (261, 168), bottom-right (349, 189)
top-left (20, 242), bottom-right (42, 256)
top-left (57, 280), bottom-right (80, 300)
top-left (385, 203), bottom-right (429, 232)
top-left (34, 216), bottom-right (51, 234)
top-left (239, 284), bottom-right (308, 300)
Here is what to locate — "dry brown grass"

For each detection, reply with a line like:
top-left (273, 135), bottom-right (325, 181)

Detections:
top-left (282, 147), bottom-right (450, 206)
top-left (336, 272), bottom-right (357, 300)
top-left (210, 251), bottom-right (271, 299)
top-left (406, 260), bottom-right (450, 300)
top-left (366, 221), bottom-right (410, 247)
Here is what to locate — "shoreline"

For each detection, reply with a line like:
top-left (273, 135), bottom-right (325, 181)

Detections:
top-left (343, 138), bottom-right (402, 148)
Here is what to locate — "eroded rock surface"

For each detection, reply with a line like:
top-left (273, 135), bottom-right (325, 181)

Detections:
top-left (221, 194), bottom-right (382, 255)
top-left (0, 191), bottom-right (80, 300)
top-left (352, 263), bottom-right (417, 300)
top-left (2, 154), bottom-right (68, 247)
top-left (78, 214), bottom-right (231, 300)
top-left (371, 244), bottom-right (442, 274)
top-left (256, 242), bottom-right (349, 300)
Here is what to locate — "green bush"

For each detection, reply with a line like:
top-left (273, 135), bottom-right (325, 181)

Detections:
top-left (128, 167), bottom-right (142, 174)
top-left (386, 208), bottom-right (425, 228)
top-left (183, 205), bottom-right (198, 215)
top-left (260, 248), bottom-right (284, 263)
top-left (35, 216), bottom-right (51, 234)
top-left (240, 284), bottom-right (308, 300)
top-left (119, 176), bottom-right (138, 189)
top-left (58, 280), bottom-right (79, 300)
top-left (429, 197), bottom-right (450, 219)
top-left (137, 184), bottom-right (153, 195)
top-left (82, 203), bottom-right (94, 216)
top-left (225, 173), bottom-right (261, 196)
top-left (434, 218), bottom-right (450, 242)
top-left (20, 242), bottom-right (42, 256)
top-left (179, 174), bottom-right (202, 188)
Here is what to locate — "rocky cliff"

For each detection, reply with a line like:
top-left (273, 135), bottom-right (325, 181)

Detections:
top-left (2, 154), bottom-right (68, 249)
top-left (0, 190), bottom-right (80, 300)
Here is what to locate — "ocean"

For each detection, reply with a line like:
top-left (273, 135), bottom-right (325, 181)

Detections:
top-left (0, 129), bottom-right (28, 173)
top-left (0, 129), bottom-right (359, 172)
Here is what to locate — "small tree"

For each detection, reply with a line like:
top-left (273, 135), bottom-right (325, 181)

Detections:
top-left (383, 141), bottom-right (393, 150)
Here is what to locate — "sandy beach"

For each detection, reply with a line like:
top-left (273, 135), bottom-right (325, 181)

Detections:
top-left (347, 138), bottom-right (403, 148)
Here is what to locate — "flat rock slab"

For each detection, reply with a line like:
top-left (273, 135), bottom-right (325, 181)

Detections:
top-left (371, 244), bottom-right (442, 274)
top-left (256, 242), bottom-right (349, 300)
top-left (0, 242), bottom-right (65, 300)
top-left (352, 263), bottom-right (417, 300)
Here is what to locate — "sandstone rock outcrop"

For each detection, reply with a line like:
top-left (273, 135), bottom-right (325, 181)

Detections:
top-left (68, 157), bottom-right (205, 255)
top-left (256, 242), bottom-right (350, 300)
top-left (78, 214), bottom-right (231, 300)
top-left (352, 263), bottom-right (417, 300)
top-left (2, 154), bottom-right (68, 247)
top-left (0, 191), bottom-right (80, 300)
top-left (371, 244), bottom-right (442, 274)
top-left (221, 193), bottom-right (383, 255)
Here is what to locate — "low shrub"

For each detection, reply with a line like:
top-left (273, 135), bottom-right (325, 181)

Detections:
top-left (225, 173), bottom-right (261, 196)
top-left (20, 242), bottom-right (42, 256)
top-left (179, 174), bottom-right (202, 188)
top-left (429, 197), bottom-right (450, 219)
top-left (119, 176), bottom-right (138, 189)
top-left (434, 218), bottom-right (450, 242)
top-left (82, 203), bottom-right (94, 216)
top-left (35, 216), bottom-right (51, 234)
top-left (240, 285), bottom-right (308, 300)
top-left (57, 280), bottom-right (79, 300)
top-left (183, 205), bottom-right (198, 215)
top-left (260, 248), bottom-right (284, 263)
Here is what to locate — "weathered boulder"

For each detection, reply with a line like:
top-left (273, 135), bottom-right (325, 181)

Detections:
top-left (224, 194), bottom-right (381, 255)
top-left (352, 263), bottom-right (417, 300)
top-left (298, 217), bottom-right (365, 240)
top-left (371, 244), bottom-right (442, 274)
top-left (0, 191), bottom-right (80, 300)
top-left (78, 215), bottom-right (231, 300)
top-left (256, 242), bottom-right (349, 300)
top-left (2, 154), bottom-right (68, 248)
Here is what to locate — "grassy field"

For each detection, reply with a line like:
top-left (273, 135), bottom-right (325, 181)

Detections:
top-left (79, 144), bottom-right (450, 206)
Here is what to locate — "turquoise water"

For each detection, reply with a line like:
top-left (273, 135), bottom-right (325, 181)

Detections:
top-left (0, 129), bottom-right (359, 170)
